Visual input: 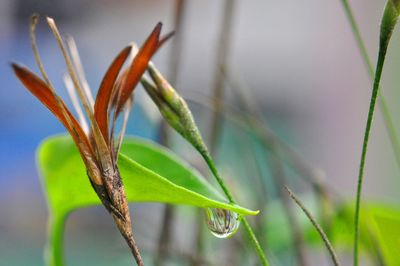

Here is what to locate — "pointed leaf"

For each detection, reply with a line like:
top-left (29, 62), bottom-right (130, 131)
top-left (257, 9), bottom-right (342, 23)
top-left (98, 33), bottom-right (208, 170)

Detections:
top-left (37, 135), bottom-right (257, 265)
top-left (38, 135), bottom-right (257, 215)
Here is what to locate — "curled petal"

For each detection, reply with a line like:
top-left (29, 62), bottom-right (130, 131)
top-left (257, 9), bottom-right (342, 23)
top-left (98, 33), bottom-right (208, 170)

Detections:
top-left (12, 63), bottom-right (94, 161)
top-left (94, 46), bottom-right (132, 141)
top-left (114, 22), bottom-right (174, 114)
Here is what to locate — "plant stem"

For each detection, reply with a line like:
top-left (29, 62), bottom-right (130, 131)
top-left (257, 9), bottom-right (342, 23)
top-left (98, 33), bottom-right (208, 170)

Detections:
top-left (340, 0), bottom-right (400, 170)
top-left (155, 1), bottom-right (186, 264)
top-left (209, 0), bottom-right (236, 154)
top-left (285, 186), bottom-right (340, 266)
top-left (353, 45), bottom-right (384, 266)
top-left (168, 0), bottom-right (185, 86)
top-left (354, 46), bottom-right (383, 266)
top-left (241, 219), bottom-right (270, 266)
top-left (201, 151), bottom-right (269, 265)
top-left (123, 233), bottom-right (144, 266)
top-left (353, 2), bottom-right (398, 265)
top-left (192, 210), bottom-right (205, 266)
top-left (185, 93), bottom-right (335, 197)
top-left (46, 214), bottom-right (66, 266)
top-left (267, 144), bottom-right (307, 266)
top-left (154, 205), bottom-right (174, 266)
top-left (223, 69), bottom-right (333, 197)
top-left (202, 152), bottom-right (235, 203)
top-left (340, 0), bottom-right (374, 78)
top-left (226, 66), bottom-right (335, 234)
top-left (241, 131), bottom-right (270, 248)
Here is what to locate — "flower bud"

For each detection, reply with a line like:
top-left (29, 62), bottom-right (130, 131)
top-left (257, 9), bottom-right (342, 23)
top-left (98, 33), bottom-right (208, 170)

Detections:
top-left (141, 64), bottom-right (208, 156)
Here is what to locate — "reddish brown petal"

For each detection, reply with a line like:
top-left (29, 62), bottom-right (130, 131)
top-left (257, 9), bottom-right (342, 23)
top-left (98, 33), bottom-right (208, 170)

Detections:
top-left (115, 22), bottom-right (173, 114)
top-left (12, 63), bottom-right (93, 159)
top-left (94, 46), bottom-right (131, 141)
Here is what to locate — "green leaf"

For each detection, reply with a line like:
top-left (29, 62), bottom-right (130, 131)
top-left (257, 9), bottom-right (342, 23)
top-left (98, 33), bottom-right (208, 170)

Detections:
top-left (37, 135), bottom-right (257, 266)
top-left (262, 192), bottom-right (400, 264)
top-left (314, 202), bottom-right (400, 265)
top-left (390, 0), bottom-right (400, 14)
top-left (370, 205), bottom-right (400, 266)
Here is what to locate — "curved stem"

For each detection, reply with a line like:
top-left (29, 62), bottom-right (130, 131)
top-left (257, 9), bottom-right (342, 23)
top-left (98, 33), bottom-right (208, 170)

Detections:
top-left (142, 62), bottom-right (269, 265)
top-left (353, 48), bottom-right (384, 266)
top-left (268, 146), bottom-right (307, 266)
top-left (353, 3), bottom-right (398, 265)
top-left (285, 186), bottom-right (340, 266)
top-left (340, 0), bottom-right (400, 171)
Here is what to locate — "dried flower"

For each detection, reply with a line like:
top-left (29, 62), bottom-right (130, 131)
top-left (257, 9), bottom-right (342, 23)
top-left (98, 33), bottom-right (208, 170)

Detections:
top-left (12, 14), bottom-right (172, 265)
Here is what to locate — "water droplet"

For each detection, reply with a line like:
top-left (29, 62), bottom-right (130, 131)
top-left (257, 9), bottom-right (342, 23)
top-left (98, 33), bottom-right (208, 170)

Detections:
top-left (204, 208), bottom-right (241, 238)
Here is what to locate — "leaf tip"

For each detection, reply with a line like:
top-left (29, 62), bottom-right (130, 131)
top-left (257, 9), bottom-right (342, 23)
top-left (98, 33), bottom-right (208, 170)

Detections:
top-left (31, 13), bottom-right (40, 25)
top-left (46, 16), bottom-right (54, 23)
top-left (154, 21), bottom-right (163, 32)
top-left (11, 62), bottom-right (25, 76)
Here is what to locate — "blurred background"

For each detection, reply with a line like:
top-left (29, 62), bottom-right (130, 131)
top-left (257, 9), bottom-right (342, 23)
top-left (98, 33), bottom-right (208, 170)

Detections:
top-left (1, 0), bottom-right (399, 265)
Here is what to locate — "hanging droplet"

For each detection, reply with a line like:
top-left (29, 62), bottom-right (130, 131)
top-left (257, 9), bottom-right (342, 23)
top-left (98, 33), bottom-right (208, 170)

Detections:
top-left (204, 208), bottom-right (241, 238)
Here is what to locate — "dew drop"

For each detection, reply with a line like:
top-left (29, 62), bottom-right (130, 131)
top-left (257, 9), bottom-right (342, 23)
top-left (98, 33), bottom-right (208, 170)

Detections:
top-left (204, 208), bottom-right (241, 238)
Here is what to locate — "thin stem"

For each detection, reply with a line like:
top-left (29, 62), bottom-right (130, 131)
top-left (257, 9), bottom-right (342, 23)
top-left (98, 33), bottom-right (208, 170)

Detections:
top-left (267, 144), bottom-right (307, 266)
top-left (225, 66), bottom-right (335, 232)
top-left (168, 0), bottom-right (185, 86)
top-left (154, 205), bottom-right (174, 266)
top-left (123, 233), bottom-right (144, 266)
top-left (353, 48), bottom-right (384, 266)
top-left (353, 2), bottom-right (398, 264)
top-left (238, 130), bottom-right (269, 248)
top-left (30, 15), bottom-right (75, 132)
top-left (202, 152), bottom-right (235, 203)
top-left (65, 36), bottom-right (95, 108)
top-left (340, 0), bottom-right (400, 171)
top-left (143, 63), bottom-right (268, 263)
top-left (340, 0), bottom-right (374, 78)
top-left (223, 69), bottom-right (333, 197)
top-left (115, 97), bottom-right (132, 158)
top-left (155, 1), bottom-right (186, 264)
top-left (30, 15), bottom-right (89, 157)
top-left (46, 17), bottom-right (93, 121)
top-left (241, 219), bottom-right (270, 266)
top-left (63, 74), bottom-right (90, 133)
top-left (209, 0), bottom-right (236, 154)
top-left (285, 186), bottom-right (340, 266)
top-left (192, 209), bottom-right (205, 266)
top-left (184, 93), bottom-right (335, 197)
top-left (201, 151), bottom-right (269, 266)
top-left (313, 181), bottom-right (334, 236)
top-left (143, 243), bottom-right (212, 265)
top-left (46, 17), bottom-right (112, 166)
top-left (30, 15), bottom-right (52, 87)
